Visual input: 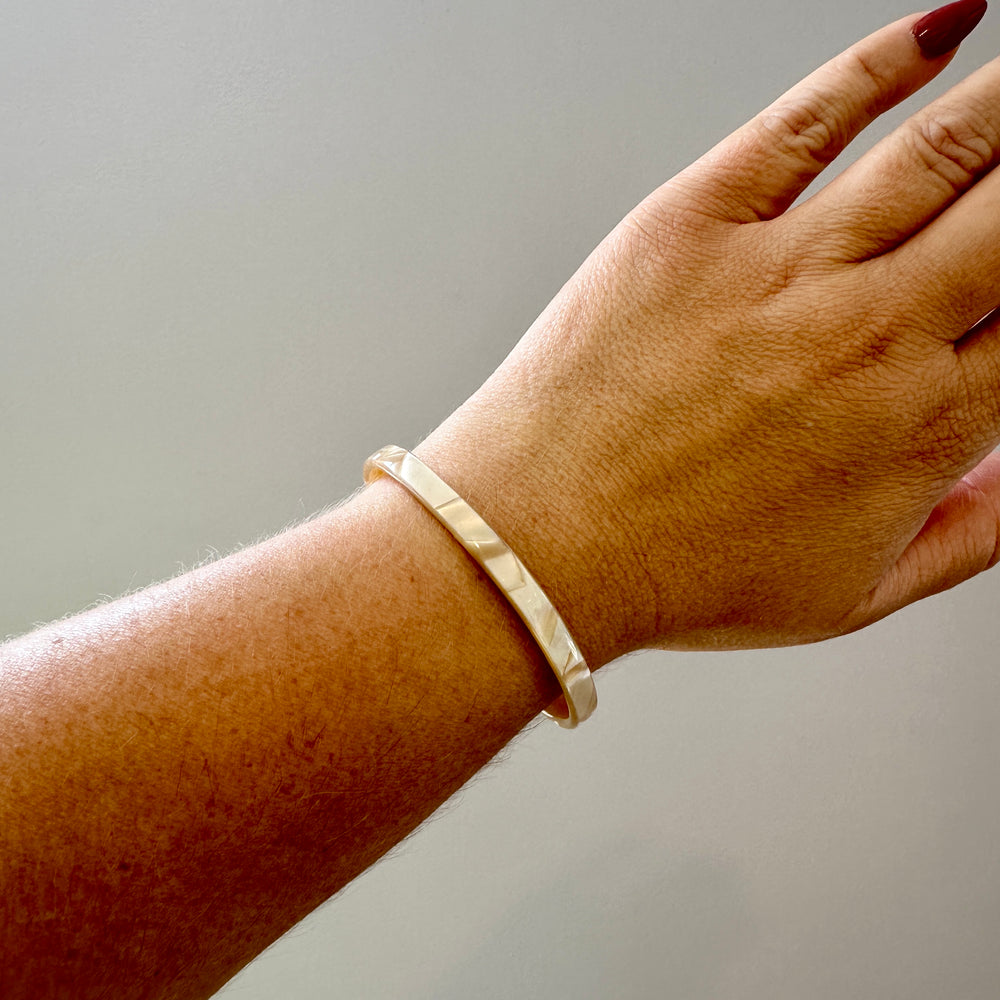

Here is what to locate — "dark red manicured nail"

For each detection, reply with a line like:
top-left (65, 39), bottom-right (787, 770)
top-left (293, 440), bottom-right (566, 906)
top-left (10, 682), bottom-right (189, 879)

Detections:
top-left (913, 0), bottom-right (988, 58)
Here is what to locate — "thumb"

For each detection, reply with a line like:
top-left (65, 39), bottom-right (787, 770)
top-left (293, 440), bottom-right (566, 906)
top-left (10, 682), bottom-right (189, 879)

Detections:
top-left (840, 451), bottom-right (1000, 634)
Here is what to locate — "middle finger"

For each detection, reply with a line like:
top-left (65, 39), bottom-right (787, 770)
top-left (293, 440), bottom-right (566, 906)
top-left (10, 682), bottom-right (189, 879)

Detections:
top-left (785, 50), bottom-right (1000, 265)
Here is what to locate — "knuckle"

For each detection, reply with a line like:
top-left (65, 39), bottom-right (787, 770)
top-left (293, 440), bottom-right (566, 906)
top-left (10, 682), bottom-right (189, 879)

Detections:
top-left (620, 209), bottom-right (678, 262)
top-left (616, 201), bottom-right (721, 280)
top-left (757, 94), bottom-right (841, 171)
top-left (841, 48), bottom-right (897, 112)
top-left (907, 103), bottom-right (999, 191)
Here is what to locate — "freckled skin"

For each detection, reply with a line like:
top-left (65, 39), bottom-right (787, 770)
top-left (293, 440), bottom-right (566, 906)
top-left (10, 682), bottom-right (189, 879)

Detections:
top-left (6, 9), bottom-right (1000, 998)
top-left (2, 482), bottom-right (561, 999)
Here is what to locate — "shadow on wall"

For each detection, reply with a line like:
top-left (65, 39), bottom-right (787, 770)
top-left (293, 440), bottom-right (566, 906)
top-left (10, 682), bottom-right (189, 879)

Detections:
top-left (415, 836), bottom-right (752, 1000)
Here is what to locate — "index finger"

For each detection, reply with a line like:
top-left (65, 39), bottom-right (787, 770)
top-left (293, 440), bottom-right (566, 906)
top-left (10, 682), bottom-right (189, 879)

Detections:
top-left (665, 6), bottom-right (984, 224)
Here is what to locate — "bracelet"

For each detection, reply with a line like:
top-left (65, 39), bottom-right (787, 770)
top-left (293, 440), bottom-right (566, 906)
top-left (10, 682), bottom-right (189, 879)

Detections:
top-left (362, 445), bottom-right (597, 728)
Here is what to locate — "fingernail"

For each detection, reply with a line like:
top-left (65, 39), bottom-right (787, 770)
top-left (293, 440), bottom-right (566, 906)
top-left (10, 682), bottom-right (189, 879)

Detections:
top-left (913, 0), bottom-right (988, 58)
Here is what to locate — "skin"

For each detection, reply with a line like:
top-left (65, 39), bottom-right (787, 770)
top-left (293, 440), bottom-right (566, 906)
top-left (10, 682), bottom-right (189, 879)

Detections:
top-left (4, 9), bottom-right (1000, 998)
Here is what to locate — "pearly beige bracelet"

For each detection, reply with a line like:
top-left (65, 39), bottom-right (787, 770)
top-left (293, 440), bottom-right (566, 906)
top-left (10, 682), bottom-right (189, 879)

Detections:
top-left (363, 445), bottom-right (597, 728)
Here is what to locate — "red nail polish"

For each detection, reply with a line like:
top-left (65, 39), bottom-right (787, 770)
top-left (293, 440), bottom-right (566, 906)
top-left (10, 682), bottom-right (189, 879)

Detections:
top-left (913, 0), bottom-right (988, 58)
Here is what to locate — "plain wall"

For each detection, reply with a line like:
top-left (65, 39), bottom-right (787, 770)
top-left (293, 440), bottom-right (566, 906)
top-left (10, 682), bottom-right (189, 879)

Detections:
top-left (4, 2), bottom-right (1000, 997)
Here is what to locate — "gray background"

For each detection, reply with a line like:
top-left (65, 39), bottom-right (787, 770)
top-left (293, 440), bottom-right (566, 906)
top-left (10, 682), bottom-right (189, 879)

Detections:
top-left (4, 1), bottom-right (1000, 997)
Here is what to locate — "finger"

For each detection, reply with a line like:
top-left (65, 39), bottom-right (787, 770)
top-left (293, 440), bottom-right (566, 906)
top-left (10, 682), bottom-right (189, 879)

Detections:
top-left (870, 150), bottom-right (1000, 339)
top-left (664, 10), bottom-right (972, 224)
top-left (794, 47), bottom-right (1000, 263)
top-left (839, 449), bottom-right (1000, 634)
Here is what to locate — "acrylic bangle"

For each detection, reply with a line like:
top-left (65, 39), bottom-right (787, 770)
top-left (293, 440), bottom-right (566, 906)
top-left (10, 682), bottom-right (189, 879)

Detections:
top-left (363, 445), bottom-right (597, 728)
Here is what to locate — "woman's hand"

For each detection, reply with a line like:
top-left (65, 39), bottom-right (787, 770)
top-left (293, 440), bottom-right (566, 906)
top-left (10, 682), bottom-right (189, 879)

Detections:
top-left (419, 6), bottom-right (1000, 663)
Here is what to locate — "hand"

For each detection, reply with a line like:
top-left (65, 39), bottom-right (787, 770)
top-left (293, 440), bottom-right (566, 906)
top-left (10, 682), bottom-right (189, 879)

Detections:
top-left (418, 9), bottom-right (1000, 662)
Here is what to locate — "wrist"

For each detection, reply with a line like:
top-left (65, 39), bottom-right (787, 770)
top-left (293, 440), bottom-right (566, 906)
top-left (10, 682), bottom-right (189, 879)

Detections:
top-left (355, 474), bottom-right (566, 714)
top-left (414, 393), bottom-right (654, 669)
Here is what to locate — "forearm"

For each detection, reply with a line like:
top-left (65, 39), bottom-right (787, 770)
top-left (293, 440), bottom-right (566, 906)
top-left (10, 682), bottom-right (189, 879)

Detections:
top-left (11, 6), bottom-right (1000, 997)
top-left (0, 475), bottom-right (563, 999)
